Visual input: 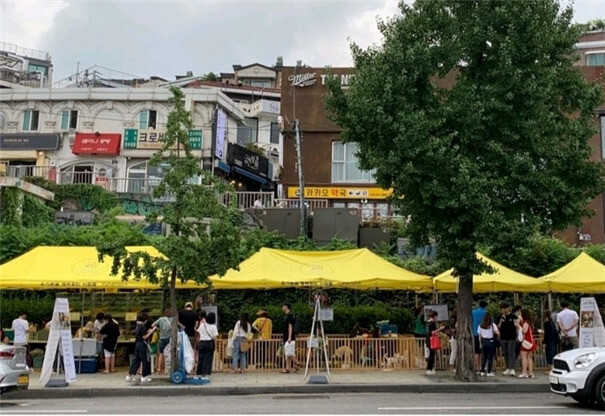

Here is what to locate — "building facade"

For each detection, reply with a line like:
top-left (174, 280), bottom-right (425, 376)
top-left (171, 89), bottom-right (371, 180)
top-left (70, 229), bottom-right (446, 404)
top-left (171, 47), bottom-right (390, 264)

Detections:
top-left (280, 66), bottom-right (395, 220)
top-left (0, 42), bottom-right (53, 89)
top-left (0, 87), bottom-right (248, 200)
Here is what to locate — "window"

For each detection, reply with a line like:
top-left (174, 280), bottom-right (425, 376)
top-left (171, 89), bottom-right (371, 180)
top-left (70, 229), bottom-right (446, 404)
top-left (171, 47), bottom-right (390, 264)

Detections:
top-left (139, 110), bottom-right (157, 129)
top-left (22, 110), bottom-right (39, 131)
top-left (237, 117), bottom-right (258, 145)
top-left (270, 122), bottom-right (281, 144)
top-left (586, 53), bottom-right (605, 66)
top-left (127, 160), bottom-right (198, 194)
top-left (61, 110), bottom-right (78, 130)
top-left (332, 141), bottom-right (375, 183)
top-left (60, 164), bottom-right (93, 184)
top-left (28, 64), bottom-right (48, 76)
top-left (601, 115), bottom-right (605, 160)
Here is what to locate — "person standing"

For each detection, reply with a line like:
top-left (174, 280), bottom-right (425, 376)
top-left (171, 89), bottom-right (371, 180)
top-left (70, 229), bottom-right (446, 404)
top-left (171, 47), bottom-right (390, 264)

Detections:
top-left (543, 310), bottom-right (559, 374)
top-left (126, 311), bottom-right (156, 383)
top-left (196, 312), bottom-right (218, 377)
top-left (471, 300), bottom-right (488, 372)
top-left (425, 310), bottom-right (444, 375)
top-left (252, 309), bottom-right (273, 369)
top-left (99, 313), bottom-right (120, 374)
top-left (152, 308), bottom-right (173, 375)
top-left (556, 301), bottom-right (579, 351)
top-left (518, 309), bottom-right (537, 378)
top-left (93, 313), bottom-right (106, 355)
top-left (413, 305), bottom-right (426, 338)
top-left (447, 308), bottom-right (457, 372)
top-left (281, 302), bottom-right (301, 373)
top-left (178, 302), bottom-right (198, 349)
top-left (478, 312), bottom-right (500, 376)
top-left (12, 311), bottom-right (32, 369)
top-left (231, 312), bottom-right (252, 373)
top-left (497, 303), bottom-right (518, 376)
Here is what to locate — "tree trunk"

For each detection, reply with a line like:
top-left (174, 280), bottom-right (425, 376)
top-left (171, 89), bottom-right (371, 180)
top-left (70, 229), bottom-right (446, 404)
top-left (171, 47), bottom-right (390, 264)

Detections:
top-left (169, 266), bottom-right (178, 375)
top-left (455, 271), bottom-right (477, 381)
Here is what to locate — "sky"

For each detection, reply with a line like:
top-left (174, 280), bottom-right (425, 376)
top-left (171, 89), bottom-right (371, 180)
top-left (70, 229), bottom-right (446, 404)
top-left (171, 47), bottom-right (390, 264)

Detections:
top-left (1, 0), bottom-right (604, 84)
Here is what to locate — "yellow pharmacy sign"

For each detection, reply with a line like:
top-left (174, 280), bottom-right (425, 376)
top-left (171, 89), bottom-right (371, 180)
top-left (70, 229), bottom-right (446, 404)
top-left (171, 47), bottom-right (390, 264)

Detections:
top-left (287, 186), bottom-right (393, 199)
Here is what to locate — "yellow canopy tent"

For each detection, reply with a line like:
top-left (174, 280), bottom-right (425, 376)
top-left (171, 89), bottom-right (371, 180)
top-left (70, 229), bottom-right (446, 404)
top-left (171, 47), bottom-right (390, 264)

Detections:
top-left (0, 246), bottom-right (176, 291)
top-left (538, 252), bottom-right (605, 293)
top-left (207, 247), bottom-right (433, 291)
top-left (433, 252), bottom-right (549, 293)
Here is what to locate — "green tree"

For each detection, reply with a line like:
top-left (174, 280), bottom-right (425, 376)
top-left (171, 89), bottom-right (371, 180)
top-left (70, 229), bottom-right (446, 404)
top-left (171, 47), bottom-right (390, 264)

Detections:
top-left (97, 86), bottom-right (243, 375)
top-left (326, 0), bottom-right (605, 381)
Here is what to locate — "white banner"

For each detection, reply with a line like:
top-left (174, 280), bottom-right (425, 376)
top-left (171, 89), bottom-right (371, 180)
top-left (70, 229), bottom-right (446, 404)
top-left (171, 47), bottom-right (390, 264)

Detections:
top-left (424, 304), bottom-right (449, 322)
top-left (39, 298), bottom-right (76, 385)
top-left (580, 297), bottom-right (605, 348)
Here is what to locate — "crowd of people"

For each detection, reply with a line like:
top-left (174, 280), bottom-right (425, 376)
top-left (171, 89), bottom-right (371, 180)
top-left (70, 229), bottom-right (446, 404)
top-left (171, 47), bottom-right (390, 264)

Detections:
top-left (420, 300), bottom-right (580, 378)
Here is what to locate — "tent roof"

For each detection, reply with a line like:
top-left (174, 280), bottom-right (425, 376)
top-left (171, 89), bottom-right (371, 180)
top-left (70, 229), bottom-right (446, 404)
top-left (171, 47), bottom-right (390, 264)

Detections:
top-left (433, 252), bottom-right (548, 293)
top-left (209, 247), bottom-right (433, 291)
top-left (0, 246), bottom-right (168, 290)
top-left (539, 252), bottom-right (605, 293)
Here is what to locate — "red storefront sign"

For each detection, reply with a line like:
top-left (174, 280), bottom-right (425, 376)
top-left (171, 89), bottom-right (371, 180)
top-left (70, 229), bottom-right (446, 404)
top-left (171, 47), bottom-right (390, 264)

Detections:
top-left (72, 133), bottom-right (121, 155)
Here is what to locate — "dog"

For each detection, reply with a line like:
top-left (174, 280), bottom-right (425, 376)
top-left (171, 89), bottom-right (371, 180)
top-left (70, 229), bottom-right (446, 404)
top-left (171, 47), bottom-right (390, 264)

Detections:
top-left (382, 351), bottom-right (410, 369)
top-left (331, 346), bottom-right (354, 369)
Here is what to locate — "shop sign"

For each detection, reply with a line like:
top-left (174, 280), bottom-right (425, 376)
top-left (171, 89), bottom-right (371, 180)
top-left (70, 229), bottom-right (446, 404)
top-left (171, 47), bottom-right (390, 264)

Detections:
top-left (0, 133), bottom-right (60, 150)
top-left (227, 143), bottom-right (269, 178)
top-left (288, 72), bottom-right (317, 88)
top-left (287, 186), bottom-right (394, 199)
top-left (123, 129), bottom-right (202, 150)
top-left (72, 133), bottom-right (121, 155)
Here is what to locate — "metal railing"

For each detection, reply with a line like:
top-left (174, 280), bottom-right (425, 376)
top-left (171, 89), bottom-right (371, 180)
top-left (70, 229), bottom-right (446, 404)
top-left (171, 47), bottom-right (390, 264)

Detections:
top-left (203, 334), bottom-right (550, 372)
top-left (223, 191), bottom-right (275, 209)
top-left (0, 164), bottom-right (51, 179)
top-left (274, 199), bottom-right (329, 214)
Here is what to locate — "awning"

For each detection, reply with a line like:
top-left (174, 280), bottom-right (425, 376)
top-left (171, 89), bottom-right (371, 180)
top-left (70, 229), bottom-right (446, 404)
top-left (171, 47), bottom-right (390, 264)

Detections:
top-left (72, 133), bottom-right (121, 155)
top-left (539, 252), bottom-right (605, 293)
top-left (233, 166), bottom-right (267, 184)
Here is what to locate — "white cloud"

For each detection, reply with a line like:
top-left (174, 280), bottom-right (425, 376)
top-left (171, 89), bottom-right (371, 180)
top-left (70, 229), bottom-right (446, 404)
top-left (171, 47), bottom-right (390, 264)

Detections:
top-left (0, 1), bottom-right (68, 49)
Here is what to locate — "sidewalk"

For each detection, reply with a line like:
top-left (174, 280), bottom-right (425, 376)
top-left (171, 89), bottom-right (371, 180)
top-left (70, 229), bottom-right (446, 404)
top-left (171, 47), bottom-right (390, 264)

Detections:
top-left (2, 368), bottom-right (549, 399)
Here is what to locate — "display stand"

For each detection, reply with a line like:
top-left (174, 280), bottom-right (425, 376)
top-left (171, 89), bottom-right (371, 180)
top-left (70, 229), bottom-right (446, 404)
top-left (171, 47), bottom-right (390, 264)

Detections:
top-left (304, 295), bottom-right (330, 384)
top-left (45, 344), bottom-right (68, 388)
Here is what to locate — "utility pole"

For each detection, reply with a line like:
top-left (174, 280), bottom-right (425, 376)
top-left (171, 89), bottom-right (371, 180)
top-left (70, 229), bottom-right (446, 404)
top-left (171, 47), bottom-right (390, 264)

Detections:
top-left (294, 119), bottom-right (306, 237)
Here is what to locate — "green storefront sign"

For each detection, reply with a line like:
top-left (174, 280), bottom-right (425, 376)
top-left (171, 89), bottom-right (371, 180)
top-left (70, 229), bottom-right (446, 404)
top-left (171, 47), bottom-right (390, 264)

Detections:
top-left (123, 129), bottom-right (202, 150)
top-left (188, 130), bottom-right (202, 150)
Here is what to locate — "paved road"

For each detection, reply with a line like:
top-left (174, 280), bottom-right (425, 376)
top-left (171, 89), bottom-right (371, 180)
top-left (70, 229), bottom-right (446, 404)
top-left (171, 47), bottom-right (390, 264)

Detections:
top-left (0, 392), bottom-right (603, 415)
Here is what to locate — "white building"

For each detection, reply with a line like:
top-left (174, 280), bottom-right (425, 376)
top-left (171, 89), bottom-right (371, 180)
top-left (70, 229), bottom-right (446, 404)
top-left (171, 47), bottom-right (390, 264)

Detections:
top-left (0, 86), bottom-right (253, 195)
top-left (0, 42), bottom-right (53, 89)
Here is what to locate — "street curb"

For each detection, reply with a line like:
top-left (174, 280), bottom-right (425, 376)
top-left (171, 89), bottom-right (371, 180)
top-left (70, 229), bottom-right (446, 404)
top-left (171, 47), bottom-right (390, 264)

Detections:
top-left (1, 382), bottom-right (549, 400)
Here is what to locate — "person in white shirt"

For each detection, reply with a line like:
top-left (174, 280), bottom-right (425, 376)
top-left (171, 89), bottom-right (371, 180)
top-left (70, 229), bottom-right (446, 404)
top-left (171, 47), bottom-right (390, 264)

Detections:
top-left (231, 313), bottom-right (252, 373)
top-left (12, 311), bottom-right (32, 368)
top-left (478, 312), bottom-right (500, 377)
top-left (196, 312), bottom-right (218, 377)
top-left (556, 301), bottom-right (579, 350)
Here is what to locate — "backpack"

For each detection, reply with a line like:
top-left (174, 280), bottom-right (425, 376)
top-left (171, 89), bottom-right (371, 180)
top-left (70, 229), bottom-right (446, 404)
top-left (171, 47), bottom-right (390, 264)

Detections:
top-left (292, 315), bottom-right (302, 335)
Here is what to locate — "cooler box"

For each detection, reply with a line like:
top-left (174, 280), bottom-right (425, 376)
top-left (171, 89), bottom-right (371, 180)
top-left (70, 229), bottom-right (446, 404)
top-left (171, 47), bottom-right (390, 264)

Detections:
top-left (377, 323), bottom-right (398, 336)
top-left (74, 357), bottom-right (97, 374)
top-left (72, 339), bottom-right (97, 356)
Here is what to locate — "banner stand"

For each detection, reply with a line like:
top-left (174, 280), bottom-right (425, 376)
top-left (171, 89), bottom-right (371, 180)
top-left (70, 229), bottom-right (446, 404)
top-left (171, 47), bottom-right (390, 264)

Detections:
top-left (45, 345), bottom-right (68, 388)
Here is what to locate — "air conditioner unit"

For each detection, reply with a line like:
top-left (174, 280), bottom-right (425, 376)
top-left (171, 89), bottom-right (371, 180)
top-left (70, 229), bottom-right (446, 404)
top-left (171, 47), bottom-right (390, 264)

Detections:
top-left (579, 233), bottom-right (591, 241)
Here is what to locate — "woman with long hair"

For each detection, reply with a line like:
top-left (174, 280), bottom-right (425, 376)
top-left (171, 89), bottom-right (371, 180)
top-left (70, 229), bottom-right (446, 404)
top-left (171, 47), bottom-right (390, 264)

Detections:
top-left (478, 312), bottom-right (500, 376)
top-left (231, 312), bottom-right (251, 373)
top-left (518, 309), bottom-right (537, 378)
top-left (99, 314), bottom-right (120, 374)
top-left (196, 312), bottom-right (218, 377)
top-left (425, 310), bottom-right (444, 375)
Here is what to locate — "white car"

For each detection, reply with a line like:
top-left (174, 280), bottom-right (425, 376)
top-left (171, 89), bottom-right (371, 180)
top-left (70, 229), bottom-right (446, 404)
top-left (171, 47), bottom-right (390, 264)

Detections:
top-left (0, 343), bottom-right (29, 393)
top-left (549, 347), bottom-right (605, 407)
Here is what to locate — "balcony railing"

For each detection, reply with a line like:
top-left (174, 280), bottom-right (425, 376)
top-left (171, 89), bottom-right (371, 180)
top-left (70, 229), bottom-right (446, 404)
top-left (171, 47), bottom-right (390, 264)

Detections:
top-left (274, 198), bottom-right (329, 214)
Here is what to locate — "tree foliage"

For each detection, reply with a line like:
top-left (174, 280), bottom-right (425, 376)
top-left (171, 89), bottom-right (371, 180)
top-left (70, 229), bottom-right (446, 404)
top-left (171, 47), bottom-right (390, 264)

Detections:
top-left (96, 86), bottom-right (243, 374)
top-left (326, 0), bottom-right (605, 380)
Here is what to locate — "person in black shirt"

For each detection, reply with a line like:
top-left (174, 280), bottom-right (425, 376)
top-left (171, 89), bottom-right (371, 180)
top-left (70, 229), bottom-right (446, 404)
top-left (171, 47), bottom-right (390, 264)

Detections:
top-left (126, 311), bottom-right (156, 383)
top-left (281, 302), bottom-right (301, 373)
top-left (425, 310), bottom-right (444, 374)
top-left (178, 302), bottom-right (198, 349)
top-left (497, 303), bottom-right (518, 376)
top-left (99, 313), bottom-right (120, 374)
top-left (543, 310), bottom-right (559, 374)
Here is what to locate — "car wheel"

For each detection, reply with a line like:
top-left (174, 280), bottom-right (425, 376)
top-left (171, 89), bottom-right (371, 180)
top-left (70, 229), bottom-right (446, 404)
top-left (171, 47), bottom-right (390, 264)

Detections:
top-left (571, 393), bottom-right (593, 405)
top-left (595, 374), bottom-right (605, 408)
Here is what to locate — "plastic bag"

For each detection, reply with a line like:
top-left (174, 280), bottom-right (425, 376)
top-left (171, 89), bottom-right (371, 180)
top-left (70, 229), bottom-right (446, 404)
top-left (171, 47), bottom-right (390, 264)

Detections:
top-left (284, 340), bottom-right (296, 357)
top-left (179, 330), bottom-right (195, 373)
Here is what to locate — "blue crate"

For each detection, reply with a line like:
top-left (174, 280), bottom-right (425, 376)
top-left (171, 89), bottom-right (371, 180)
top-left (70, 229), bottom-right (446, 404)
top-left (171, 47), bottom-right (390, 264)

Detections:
top-left (74, 357), bottom-right (97, 374)
top-left (378, 324), bottom-right (398, 335)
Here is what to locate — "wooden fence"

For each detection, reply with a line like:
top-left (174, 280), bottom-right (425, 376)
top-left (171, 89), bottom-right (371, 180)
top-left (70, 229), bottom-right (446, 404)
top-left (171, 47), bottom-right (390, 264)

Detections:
top-left (206, 333), bottom-right (551, 372)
